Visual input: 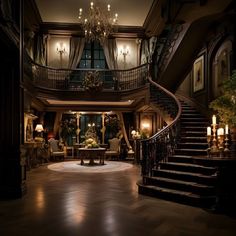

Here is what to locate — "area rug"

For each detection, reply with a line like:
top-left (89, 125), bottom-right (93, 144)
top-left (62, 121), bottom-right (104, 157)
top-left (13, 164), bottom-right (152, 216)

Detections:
top-left (47, 161), bottom-right (133, 173)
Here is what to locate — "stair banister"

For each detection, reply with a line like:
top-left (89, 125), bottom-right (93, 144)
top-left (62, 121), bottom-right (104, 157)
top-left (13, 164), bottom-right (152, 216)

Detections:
top-left (141, 76), bottom-right (182, 178)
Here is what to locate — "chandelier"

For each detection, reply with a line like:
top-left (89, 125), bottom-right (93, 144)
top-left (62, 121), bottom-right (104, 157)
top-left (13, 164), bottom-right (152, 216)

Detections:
top-left (78, 1), bottom-right (118, 44)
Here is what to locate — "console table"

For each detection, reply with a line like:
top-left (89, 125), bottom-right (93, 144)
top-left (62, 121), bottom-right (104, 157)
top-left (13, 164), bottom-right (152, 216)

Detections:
top-left (78, 148), bottom-right (106, 165)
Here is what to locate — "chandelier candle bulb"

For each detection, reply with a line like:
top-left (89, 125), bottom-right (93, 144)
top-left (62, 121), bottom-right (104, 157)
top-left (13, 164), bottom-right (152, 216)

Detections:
top-left (78, 1), bottom-right (118, 43)
top-left (207, 126), bottom-right (211, 136)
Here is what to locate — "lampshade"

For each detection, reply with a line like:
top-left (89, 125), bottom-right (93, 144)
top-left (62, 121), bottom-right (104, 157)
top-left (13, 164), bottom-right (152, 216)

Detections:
top-left (35, 124), bottom-right (44, 132)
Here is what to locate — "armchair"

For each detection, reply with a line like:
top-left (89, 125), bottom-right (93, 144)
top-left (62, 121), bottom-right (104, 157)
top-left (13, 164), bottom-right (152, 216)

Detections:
top-left (105, 137), bottom-right (121, 160)
top-left (48, 138), bottom-right (65, 161)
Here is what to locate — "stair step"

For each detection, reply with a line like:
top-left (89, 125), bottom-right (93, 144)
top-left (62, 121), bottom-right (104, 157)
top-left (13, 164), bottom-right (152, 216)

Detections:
top-left (144, 176), bottom-right (215, 195)
top-left (178, 142), bottom-right (208, 145)
top-left (160, 162), bottom-right (216, 175)
top-left (181, 136), bottom-right (206, 141)
top-left (153, 169), bottom-right (216, 185)
top-left (138, 182), bottom-right (216, 207)
top-left (168, 155), bottom-right (194, 163)
top-left (180, 131), bottom-right (207, 137)
top-left (181, 126), bottom-right (207, 131)
top-left (181, 121), bottom-right (209, 125)
top-left (181, 117), bottom-right (208, 121)
top-left (175, 148), bottom-right (207, 156)
top-left (181, 113), bottom-right (205, 117)
top-left (178, 143), bottom-right (208, 149)
top-left (182, 131), bottom-right (206, 134)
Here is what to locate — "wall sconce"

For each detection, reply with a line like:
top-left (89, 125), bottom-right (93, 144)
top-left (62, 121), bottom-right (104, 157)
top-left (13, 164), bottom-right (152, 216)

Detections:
top-left (142, 123), bottom-right (150, 129)
top-left (141, 122), bottom-right (151, 138)
top-left (56, 42), bottom-right (66, 67)
top-left (120, 46), bottom-right (129, 69)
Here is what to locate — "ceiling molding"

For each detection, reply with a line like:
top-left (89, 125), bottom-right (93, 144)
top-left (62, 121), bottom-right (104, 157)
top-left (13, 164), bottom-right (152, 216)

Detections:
top-left (39, 22), bottom-right (145, 38)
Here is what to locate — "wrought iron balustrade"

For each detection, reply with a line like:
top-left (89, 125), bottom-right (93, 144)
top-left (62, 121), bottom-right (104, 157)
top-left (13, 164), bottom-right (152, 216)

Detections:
top-left (141, 77), bottom-right (182, 178)
top-left (24, 58), bottom-right (149, 92)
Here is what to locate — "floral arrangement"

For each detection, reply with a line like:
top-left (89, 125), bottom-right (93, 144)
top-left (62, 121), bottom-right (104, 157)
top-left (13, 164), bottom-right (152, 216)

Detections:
top-left (84, 138), bottom-right (99, 148)
top-left (82, 71), bottom-right (103, 92)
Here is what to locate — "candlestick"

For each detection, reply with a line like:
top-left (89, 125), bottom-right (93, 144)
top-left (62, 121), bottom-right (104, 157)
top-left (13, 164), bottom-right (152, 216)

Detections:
top-left (224, 133), bottom-right (230, 155)
top-left (211, 123), bottom-right (218, 152)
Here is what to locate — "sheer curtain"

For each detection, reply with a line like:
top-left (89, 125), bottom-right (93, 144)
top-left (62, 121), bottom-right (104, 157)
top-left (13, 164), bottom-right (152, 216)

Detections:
top-left (68, 37), bottom-right (85, 69)
top-left (102, 39), bottom-right (118, 69)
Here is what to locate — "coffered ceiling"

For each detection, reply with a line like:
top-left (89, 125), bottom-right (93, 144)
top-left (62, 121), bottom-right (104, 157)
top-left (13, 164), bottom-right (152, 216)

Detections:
top-left (35, 0), bottom-right (154, 27)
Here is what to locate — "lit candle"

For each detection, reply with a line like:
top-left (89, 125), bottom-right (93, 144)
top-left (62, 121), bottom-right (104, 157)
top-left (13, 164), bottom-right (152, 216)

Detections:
top-left (90, 2), bottom-right (94, 9)
top-left (107, 4), bottom-right (110, 11)
top-left (115, 13), bottom-right (118, 18)
top-left (207, 126), bottom-right (211, 136)
top-left (225, 124), bottom-right (229, 134)
top-left (212, 115), bottom-right (216, 125)
top-left (217, 128), bottom-right (224, 136)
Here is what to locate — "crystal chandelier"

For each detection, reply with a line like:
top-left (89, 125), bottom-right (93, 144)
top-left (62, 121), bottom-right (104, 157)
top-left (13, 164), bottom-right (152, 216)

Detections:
top-left (78, 1), bottom-right (118, 44)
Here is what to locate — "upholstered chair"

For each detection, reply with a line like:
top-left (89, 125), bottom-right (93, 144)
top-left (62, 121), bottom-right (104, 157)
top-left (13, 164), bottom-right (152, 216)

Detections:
top-left (48, 138), bottom-right (65, 161)
top-left (105, 137), bottom-right (121, 160)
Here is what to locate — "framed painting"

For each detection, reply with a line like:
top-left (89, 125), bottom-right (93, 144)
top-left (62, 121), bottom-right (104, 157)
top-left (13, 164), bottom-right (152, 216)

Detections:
top-left (193, 54), bottom-right (204, 92)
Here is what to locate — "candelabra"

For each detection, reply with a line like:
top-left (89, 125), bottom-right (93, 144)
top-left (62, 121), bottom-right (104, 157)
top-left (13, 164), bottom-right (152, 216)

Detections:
top-left (206, 115), bottom-right (230, 158)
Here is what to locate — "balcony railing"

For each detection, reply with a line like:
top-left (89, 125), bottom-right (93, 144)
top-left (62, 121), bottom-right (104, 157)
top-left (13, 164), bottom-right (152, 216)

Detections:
top-left (24, 58), bottom-right (149, 92)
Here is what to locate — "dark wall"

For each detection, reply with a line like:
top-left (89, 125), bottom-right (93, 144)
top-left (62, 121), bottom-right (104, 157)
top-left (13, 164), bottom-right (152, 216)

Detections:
top-left (176, 13), bottom-right (236, 110)
top-left (0, 0), bottom-right (26, 199)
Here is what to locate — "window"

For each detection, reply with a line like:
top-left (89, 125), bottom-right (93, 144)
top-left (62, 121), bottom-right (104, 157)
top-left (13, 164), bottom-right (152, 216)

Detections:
top-left (78, 41), bottom-right (107, 69)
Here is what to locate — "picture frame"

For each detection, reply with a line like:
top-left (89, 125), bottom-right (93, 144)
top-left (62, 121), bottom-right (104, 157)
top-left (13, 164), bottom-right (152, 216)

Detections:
top-left (193, 54), bottom-right (204, 92)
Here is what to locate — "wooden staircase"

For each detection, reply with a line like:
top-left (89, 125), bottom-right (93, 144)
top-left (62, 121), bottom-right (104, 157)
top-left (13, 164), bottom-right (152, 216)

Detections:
top-left (138, 100), bottom-right (218, 208)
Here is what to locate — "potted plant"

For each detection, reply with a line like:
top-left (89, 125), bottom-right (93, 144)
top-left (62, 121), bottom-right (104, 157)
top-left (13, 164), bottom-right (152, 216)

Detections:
top-left (60, 118), bottom-right (77, 146)
top-left (209, 70), bottom-right (236, 140)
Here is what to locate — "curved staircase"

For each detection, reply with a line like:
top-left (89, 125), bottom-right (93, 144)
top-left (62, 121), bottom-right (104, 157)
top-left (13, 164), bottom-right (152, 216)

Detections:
top-left (138, 100), bottom-right (218, 208)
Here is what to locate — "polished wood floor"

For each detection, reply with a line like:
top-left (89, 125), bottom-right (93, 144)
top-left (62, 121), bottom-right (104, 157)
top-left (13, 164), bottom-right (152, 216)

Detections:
top-left (0, 162), bottom-right (236, 236)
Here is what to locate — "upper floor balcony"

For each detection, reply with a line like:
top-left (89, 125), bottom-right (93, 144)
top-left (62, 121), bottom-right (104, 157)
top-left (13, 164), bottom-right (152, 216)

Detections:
top-left (23, 57), bottom-right (150, 110)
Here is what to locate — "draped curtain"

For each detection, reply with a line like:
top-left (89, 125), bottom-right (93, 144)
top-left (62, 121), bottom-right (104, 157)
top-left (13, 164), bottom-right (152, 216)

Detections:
top-left (34, 33), bottom-right (47, 65)
top-left (102, 39), bottom-right (118, 69)
top-left (68, 37), bottom-right (85, 69)
top-left (140, 36), bottom-right (157, 65)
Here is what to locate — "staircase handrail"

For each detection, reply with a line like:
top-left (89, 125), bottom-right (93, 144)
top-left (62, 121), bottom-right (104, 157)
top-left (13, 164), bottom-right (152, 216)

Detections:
top-left (154, 23), bottom-right (185, 81)
top-left (140, 76), bottom-right (182, 177)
